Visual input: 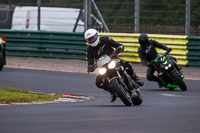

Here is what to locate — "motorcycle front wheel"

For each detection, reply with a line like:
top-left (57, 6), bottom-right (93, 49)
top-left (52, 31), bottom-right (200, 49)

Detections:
top-left (170, 69), bottom-right (187, 91)
top-left (110, 78), bottom-right (132, 106)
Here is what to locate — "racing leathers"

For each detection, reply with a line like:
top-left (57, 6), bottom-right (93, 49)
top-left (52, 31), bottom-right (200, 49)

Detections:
top-left (138, 39), bottom-right (172, 87)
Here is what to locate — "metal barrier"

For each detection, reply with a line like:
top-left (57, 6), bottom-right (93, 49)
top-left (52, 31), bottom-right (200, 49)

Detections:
top-left (187, 36), bottom-right (200, 66)
top-left (0, 30), bottom-right (193, 66)
top-left (0, 30), bottom-right (87, 59)
top-left (99, 33), bottom-right (188, 65)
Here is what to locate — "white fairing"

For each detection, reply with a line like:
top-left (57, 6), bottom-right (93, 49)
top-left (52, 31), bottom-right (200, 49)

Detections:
top-left (97, 55), bottom-right (111, 67)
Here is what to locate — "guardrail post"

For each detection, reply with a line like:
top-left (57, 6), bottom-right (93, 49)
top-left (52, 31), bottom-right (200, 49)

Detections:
top-left (37, 0), bottom-right (41, 31)
top-left (134, 0), bottom-right (140, 33)
top-left (185, 0), bottom-right (191, 36)
top-left (2, 37), bottom-right (6, 65)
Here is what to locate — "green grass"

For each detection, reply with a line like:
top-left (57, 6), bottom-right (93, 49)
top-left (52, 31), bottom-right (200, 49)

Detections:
top-left (0, 88), bottom-right (62, 103)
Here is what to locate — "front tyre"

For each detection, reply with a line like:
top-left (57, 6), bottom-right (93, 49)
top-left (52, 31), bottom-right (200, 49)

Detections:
top-left (111, 78), bottom-right (132, 106)
top-left (170, 69), bottom-right (187, 91)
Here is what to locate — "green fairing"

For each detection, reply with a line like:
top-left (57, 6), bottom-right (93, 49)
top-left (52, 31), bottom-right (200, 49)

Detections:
top-left (163, 56), bottom-right (165, 60)
top-left (154, 58), bottom-right (158, 62)
top-left (99, 56), bottom-right (104, 61)
top-left (167, 84), bottom-right (178, 88)
top-left (163, 61), bottom-right (168, 64)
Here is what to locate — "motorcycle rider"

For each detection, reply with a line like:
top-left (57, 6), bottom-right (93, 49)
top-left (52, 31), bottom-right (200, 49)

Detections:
top-left (85, 28), bottom-right (143, 102)
top-left (138, 33), bottom-right (172, 88)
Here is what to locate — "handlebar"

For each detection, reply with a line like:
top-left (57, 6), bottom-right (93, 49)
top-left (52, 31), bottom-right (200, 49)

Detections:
top-left (164, 48), bottom-right (172, 56)
top-left (87, 51), bottom-right (119, 73)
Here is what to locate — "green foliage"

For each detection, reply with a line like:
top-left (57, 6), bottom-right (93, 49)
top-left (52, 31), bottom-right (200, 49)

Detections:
top-left (94, 0), bottom-right (199, 26)
top-left (0, 88), bottom-right (62, 103)
top-left (0, 0), bottom-right (199, 26)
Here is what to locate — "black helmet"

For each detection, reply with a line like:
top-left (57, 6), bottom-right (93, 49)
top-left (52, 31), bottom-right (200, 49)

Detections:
top-left (138, 33), bottom-right (149, 48)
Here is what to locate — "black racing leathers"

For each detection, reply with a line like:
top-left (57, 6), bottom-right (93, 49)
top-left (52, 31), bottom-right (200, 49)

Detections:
top-left (87, 36), bottom-right (123, 67)
top-left (138, 40), bottom-right (171, 84)
top-left (87, 36), bottom-right (142, 89)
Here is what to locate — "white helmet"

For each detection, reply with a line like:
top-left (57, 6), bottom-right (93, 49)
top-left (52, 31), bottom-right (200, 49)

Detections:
top-left (84, 28), bottom-right (99, 47)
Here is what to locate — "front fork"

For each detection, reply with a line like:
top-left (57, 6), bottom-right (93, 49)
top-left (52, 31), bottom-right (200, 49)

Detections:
top-left (168, 67), bottom-right (184, 79)
top-left (164, 67), bottom-right (184, 87)
top-left (109, 69), bottom-right (138, 91)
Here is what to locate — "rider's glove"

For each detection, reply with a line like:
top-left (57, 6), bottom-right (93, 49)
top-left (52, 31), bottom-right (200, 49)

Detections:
top-left (111, 45), bottom-right (124, 57)
top-left (165, 48), bottom-right (172, 55)
top-left (87, 65), bottom-right (96, 73)
top-left (116, 45), bottom-right (124, 54)
top-left (111, 52), bottom-right (118, 58)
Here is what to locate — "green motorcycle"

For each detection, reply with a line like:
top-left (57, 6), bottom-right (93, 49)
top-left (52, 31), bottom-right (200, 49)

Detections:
top-left (151, 53), bottom-right (187, 91)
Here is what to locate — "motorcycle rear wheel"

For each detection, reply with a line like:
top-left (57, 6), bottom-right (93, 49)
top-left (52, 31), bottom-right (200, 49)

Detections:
top-left (111, 78), bottom-right (132, 106)
top-left (132, 91), bottom-right (143, 105)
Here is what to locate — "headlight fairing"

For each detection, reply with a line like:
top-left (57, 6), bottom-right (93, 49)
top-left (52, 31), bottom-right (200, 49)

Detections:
top-left (99, 67), bottom-right (107, 75)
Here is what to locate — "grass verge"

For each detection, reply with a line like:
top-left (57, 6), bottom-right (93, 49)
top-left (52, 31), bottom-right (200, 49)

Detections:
top-left (0, 88), bottom-right (62, 103)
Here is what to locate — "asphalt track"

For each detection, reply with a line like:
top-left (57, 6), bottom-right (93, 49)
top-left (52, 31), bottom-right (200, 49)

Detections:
top-left (0, 68), bottom-right (200, 133)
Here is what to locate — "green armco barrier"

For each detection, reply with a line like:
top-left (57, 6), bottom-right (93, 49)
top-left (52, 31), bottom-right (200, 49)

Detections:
top-left (0, 29), bottom-right (192, 67)
top-left (0, 30), bottom-right (86, 59)
top-left (99, 33), bottom-right (188, 65)
top-left (187, 36), bottom-right (200, 66)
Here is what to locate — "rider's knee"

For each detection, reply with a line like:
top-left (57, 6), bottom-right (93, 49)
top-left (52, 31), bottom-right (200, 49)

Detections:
top-left (96, 75), bottom-right (103, 88)
top-left (96, 75), bottom-right (109, 90)
top-left (146, 74), bottom-right (154, 81)
top-left (120, 60), bottom-right (131, 68)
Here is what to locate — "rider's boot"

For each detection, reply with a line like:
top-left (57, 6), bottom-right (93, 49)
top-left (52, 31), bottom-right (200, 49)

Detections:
top-left (132, 75), bottom-right (144, 86)
top-left (124, 63), bottom-right (144, 87)
top-left (106, 89), bottom-right (117, 102)
top-left (110, 92), bottom-right (117, 102)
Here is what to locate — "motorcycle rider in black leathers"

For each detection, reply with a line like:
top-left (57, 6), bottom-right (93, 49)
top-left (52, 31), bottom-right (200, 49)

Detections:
top-left (138, 33), bottom-right (172, 88)
top-left (85, 28), bottom-right (144, 102)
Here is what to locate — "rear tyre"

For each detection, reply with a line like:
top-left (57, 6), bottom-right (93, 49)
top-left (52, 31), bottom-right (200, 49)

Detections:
top-left (132, 91), bottom-right (143, 105)
top-left (111, 78), bottom-right (132, 106)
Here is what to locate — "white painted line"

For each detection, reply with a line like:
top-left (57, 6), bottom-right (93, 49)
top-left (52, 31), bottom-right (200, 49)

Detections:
top-left (161, 93), bottom-right (180, 97)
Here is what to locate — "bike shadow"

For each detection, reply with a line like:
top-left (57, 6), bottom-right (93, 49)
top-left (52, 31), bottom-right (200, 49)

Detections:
top-left (145, 88), bottom-right (181, 92)
top-left (81, 104), bottom-right (144, 108)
